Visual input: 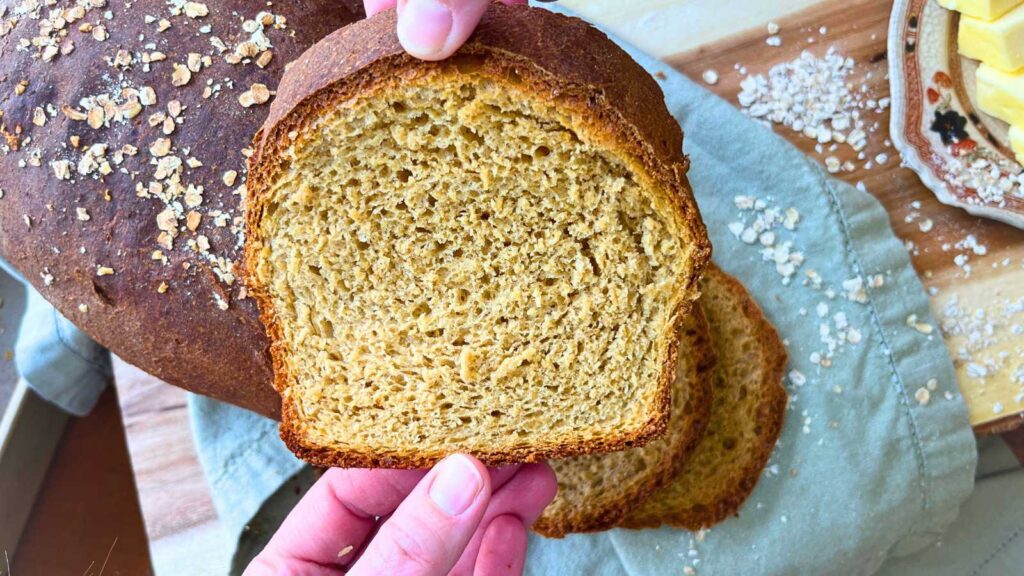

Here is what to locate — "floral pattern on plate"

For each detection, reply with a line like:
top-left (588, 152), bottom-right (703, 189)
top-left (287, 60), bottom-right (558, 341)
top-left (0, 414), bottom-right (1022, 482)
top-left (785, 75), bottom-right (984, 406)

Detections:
top-left (889, 0), bottom-right (1024, 228)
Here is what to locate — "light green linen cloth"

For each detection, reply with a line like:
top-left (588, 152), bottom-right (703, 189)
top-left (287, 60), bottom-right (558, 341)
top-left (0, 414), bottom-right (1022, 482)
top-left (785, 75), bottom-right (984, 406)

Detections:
top-left (186, 7), bottom-right (980, 575)
top-left (520, 21), bottom-right (977, 574)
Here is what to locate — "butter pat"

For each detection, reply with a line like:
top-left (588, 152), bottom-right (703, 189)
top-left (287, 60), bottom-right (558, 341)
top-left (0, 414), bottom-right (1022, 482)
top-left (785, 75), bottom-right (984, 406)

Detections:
top-left (976, 64), bottom-right (1024, 126)
top-left (1011, 125), bottom-right (1024, 164)
top-left (959, 3), bottom-right (1024, 71)
top-left (940, 0), bottom-right (1022, 21)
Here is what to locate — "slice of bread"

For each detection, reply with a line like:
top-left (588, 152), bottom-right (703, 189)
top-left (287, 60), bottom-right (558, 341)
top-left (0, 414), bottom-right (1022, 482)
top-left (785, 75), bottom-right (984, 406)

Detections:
top-left (244, 5), bottom-right (711, 468)
top-left (621, 264), bottom-right (787, 530)
top-left (533, 308), bottom-right (715, 538)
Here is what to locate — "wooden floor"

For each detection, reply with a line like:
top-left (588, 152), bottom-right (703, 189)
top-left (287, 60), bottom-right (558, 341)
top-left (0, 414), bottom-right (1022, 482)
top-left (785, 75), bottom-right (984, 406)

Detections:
top-left (11, 388), bottom-right (151, 576)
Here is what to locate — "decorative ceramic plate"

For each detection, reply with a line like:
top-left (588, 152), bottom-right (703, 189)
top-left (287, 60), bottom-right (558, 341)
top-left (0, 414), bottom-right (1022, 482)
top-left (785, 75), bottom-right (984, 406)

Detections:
top-left (888, 0), bottom-right (1024, 228)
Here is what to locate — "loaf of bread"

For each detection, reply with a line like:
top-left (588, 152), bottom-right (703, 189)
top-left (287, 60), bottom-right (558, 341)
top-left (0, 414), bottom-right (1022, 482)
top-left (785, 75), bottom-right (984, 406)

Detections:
top-left (622, 264), bottom-right (788, 530)
top-left (533, 308), bottom-right (714, 537)
top-left (245, 5), bottom-right (710, 468)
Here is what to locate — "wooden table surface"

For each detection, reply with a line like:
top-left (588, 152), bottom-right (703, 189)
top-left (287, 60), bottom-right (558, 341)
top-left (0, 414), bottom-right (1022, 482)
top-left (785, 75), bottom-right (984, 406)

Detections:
top-left (114, 358), bottom-right (233, 576)
top-left (115, 0), bottom-right (1024, 571)
top-left (11, 388), bottom-right (152, 576)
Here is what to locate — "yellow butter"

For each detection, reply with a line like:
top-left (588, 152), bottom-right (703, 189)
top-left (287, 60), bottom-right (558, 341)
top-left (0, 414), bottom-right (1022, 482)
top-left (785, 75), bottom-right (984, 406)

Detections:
top-left (1011, 125), bottom-right (1024, 164)
top-left (940, 0), bottom-right (1022, 21)
top-left (976, 64), bottom-right (1024, 126)
top-left (959, 3), bottom-right (1024, 71)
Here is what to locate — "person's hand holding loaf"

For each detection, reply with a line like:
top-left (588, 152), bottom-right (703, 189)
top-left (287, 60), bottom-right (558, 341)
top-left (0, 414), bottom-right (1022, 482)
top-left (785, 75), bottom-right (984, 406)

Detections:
top-left (364, 0), bottom-right (529, 60)
top-left (245, 456), bottom-right (557, 575)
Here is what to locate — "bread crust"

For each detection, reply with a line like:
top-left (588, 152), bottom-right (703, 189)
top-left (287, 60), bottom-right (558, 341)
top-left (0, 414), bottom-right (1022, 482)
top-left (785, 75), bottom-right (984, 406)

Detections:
top-left (245, 4), bottom-right (710, 468)
top-left (532, 307), bottom-right (715, 538)
top-left (619, 264), bottom-right (788, 530)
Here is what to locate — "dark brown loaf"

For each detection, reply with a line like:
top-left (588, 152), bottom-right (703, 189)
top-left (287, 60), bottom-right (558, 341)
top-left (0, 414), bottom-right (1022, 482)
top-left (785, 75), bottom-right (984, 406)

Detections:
top-left (0, 0), bottom-right (364, 418)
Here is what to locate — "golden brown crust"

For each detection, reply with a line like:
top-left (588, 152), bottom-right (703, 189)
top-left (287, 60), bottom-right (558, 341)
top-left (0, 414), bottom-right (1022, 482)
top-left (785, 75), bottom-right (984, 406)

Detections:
top-left (244, 5), bottom-right (710, 468)
top-left (619, 264), bottom-right (788, 530)
top-left (532, 307), bottom-right (716, 538)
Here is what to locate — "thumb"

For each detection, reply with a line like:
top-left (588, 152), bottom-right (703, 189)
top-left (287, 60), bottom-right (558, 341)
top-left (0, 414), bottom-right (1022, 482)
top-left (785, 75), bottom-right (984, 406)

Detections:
top-left (396, 0), bottom-right (489, 61)
top-left (349, 454), bottom-right (491, 575)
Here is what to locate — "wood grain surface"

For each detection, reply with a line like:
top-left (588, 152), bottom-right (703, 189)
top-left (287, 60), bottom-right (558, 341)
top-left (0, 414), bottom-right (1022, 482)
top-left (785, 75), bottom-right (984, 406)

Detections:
top-left (11, 388), bottom-right (152, 576)
top-left (113, 358), bottom-right (231, 576)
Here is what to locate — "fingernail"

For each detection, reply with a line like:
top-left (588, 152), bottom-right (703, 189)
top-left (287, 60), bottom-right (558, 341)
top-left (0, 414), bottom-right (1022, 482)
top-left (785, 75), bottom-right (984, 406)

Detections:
top-left (398, 0), bottom-right (453, 57)
top-left (428, 455), bottom-right (483, 516)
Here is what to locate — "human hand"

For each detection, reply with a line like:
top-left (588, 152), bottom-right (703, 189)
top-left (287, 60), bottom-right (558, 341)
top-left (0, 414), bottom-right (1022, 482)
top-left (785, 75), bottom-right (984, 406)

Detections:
top-left (363, 0), bottom-right (529, 61)
top-left (244, 454), bottom-right (557, 575)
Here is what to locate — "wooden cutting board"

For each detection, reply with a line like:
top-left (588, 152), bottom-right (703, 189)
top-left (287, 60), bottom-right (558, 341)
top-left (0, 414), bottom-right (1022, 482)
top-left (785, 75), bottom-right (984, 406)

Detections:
top-left (566, 0), bottom-right (1024, 433)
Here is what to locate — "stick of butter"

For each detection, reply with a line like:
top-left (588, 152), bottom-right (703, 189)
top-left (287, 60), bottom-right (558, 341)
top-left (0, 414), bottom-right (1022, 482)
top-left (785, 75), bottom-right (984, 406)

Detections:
top-left (959, 3), bottom-right (1024, 71)
top-left (1011, 125), bottom-right (1024, 165)
top-left (940, 0), bottom-right (1022, 21)
top-left (977, 64), bottom-right (1024, 126)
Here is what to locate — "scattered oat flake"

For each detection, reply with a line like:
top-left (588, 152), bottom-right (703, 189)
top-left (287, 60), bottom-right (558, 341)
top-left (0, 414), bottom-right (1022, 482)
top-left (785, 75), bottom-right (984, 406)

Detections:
top-left (906, 314), bottom-right (934, 334)
top-left (187, 52), bottom-right (203, 72)
top-left (256, 51), bottom-right (274, 68)
top-left (184, 2), bottom-right (209, 18)
top-left (239, 83), bottom-right (271, 107)
top-left (51, 160), bottom-right (72, 180)
top-left (149, 138), bottom-right (172, 157)
top-left (186, 211), bottom-right (202, 231)
top-left (914, 387), bottom-right (930, 406)
top-left (213, 292), bottom-right (229, 310)
top-left (97, 266), bottom-right (115, 276)
top-left (172, 63), bottom-right (192, 87)
top-left (789, 369), bottom-right (806, 386)
top-left (87, 106), bottom-right (105, 129)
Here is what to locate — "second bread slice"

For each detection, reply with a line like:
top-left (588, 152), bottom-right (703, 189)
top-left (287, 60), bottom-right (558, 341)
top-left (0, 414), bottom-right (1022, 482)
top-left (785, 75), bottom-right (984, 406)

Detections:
top-left (533, 308), bottom-right (715, 537)
top-left (622, 264), bottom-right (788, 530)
